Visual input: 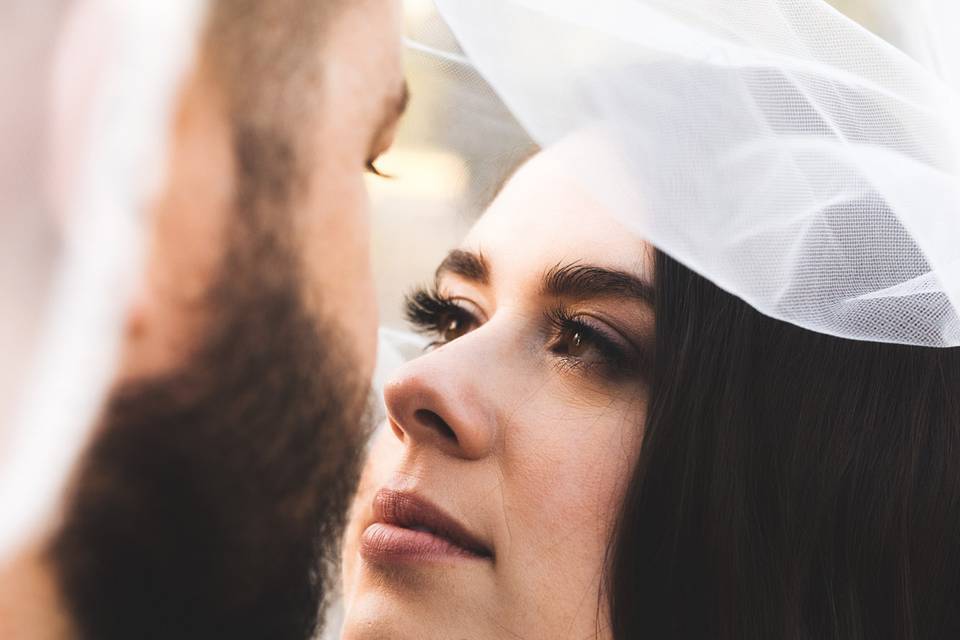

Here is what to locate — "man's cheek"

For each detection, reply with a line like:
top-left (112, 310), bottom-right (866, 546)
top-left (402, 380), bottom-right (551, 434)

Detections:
top-left (362, 426), bottom-right (404, 494)
top-left (343, 426), bottom-right (398, 583)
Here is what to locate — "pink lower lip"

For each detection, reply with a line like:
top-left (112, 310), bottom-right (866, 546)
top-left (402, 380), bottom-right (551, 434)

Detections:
top-left (360, 523), bottom-right (489, 564)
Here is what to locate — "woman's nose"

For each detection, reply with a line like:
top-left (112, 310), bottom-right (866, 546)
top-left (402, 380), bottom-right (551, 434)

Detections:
top-left (382, 342), bottom-right (496, 461)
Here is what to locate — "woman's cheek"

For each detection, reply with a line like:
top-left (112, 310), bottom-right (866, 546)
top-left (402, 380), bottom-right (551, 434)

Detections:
top-left (510, 400), bottom-right (644, 553)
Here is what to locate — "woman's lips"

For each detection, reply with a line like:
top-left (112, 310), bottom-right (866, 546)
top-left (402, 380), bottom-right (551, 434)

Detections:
top-left (360, 488), bottom-right (493, 564)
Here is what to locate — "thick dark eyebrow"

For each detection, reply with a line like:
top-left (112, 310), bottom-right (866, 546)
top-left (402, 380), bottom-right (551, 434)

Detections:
top-left (435, 249), bottom-right (490, 285)
top-left (542, 262), bottom-right (654, 305)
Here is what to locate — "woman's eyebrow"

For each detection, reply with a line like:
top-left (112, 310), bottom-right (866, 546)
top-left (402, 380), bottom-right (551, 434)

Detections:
top-left (435, 249), bottom-right (490, 285)
top-left (542, 262), bottom-right (654, 305)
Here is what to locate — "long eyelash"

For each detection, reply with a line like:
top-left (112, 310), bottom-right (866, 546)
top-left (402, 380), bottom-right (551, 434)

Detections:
top-left (404, 286), bottom-right (470, 334)
top-left (546, 306), bottom-right (633, 374)
top-left (405, 287), bottom-right (448, 329)
top-left (404, 287), bottom-right (477, 350)
top-left (366, 160), bottom-right (392, 178)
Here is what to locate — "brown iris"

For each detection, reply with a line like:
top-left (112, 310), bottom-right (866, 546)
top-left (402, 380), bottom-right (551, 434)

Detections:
top-left (558, 326), bottom-right (588, 357)
top-left (443, 316), bottom-right (471, 343)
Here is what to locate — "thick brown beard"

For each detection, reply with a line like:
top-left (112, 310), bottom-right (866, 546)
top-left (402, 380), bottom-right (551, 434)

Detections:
top-left (48, 160), bottom-right (370, 639)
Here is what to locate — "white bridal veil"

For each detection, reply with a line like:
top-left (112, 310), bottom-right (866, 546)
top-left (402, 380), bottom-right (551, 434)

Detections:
top-left (423, 0), bottom-right (960, 348)
top-left (0, 1), bottom-right (205, 563)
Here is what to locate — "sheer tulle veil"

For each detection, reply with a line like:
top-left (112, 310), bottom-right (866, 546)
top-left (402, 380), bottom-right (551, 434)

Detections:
top-left (0, 1), bottom-right (205, 563)
top-left (417, 0), bottom-right (960, 347)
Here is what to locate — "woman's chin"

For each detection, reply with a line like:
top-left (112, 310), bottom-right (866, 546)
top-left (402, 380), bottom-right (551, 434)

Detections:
top-left (340, 571), bottom-right (489, 640)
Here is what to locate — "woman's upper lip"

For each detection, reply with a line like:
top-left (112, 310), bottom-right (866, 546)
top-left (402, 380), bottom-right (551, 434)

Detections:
top-left (372, 488), bottom-right (493, 559)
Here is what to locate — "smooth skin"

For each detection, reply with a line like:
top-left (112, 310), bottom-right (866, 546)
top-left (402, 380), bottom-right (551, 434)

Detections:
top-left (342, 145), bottom-right (654, 640)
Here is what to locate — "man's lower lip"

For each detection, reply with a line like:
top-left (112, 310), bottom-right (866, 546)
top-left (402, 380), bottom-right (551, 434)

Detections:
top-left (360, 523), bottom-right (489, 564)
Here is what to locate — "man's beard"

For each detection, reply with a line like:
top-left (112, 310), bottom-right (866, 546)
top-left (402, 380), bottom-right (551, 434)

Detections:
top-left (49, 214), bottom-right (370, 640)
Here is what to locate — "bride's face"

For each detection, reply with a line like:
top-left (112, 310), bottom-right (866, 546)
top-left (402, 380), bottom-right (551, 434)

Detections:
top-left (341, 149), bottom-right (653, 640)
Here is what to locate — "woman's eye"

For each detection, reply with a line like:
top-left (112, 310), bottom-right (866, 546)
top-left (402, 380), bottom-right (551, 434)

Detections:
top-left (441, 314), bottom-right (473, 343)
top-left (554, 325), bottom-right (590, 358)
top-left (547, 309), bottom-right (639, 377)
top-left (404, 287), bottom-right (481, 347)
top-left (551, 323), bottom-right (605, 362)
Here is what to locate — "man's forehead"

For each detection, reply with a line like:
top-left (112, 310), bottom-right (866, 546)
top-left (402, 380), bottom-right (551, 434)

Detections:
top-left (326, 0), bottom-right (405, 103)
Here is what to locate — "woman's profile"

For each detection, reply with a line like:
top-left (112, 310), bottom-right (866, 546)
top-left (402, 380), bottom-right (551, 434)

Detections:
top-left (338, 0), bottom-right (960, 637)
top-left (338, 142), bottom-right (960, 639)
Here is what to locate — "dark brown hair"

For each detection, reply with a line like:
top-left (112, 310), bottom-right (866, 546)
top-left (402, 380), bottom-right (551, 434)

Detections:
top-left (608, 250), bottom-right (960, 639)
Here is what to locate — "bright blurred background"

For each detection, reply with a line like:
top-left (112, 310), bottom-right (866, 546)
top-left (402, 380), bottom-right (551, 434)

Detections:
top-left (367, 0), bottom-right (537, 330)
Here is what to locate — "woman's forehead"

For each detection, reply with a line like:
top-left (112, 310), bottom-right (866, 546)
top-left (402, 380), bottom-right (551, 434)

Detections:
top-left (460, 149), bottom-right (651, 287)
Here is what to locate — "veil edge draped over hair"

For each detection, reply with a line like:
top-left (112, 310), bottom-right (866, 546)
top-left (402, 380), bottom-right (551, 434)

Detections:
top-left (431, 0), bottom-right (960, 347)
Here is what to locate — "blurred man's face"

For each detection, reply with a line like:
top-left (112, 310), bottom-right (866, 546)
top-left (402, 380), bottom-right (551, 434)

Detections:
top-left (298, 0), bottom-right (408, 381)
top-left (50, 2), bottom-right (405, 639)
top-left (119, 0), bottom-right (406, 385)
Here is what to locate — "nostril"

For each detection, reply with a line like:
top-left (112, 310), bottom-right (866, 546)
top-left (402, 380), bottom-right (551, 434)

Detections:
top-left (414, 409), bottom-right (458, 443)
